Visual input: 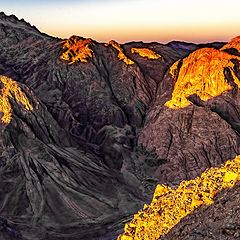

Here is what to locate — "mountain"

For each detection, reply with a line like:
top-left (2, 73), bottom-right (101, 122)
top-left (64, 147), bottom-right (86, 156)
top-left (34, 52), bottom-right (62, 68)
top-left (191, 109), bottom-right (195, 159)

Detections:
top-left (119, 155), bottom-right (240, 239)
top-left (119, 37), bottom-right (240, 239)
top-left (164, 182), bottom-right (240, 239)
top-left (139, 46), bottom-right (240, 184)
top-left (0, 11), bottom-right (239, 240)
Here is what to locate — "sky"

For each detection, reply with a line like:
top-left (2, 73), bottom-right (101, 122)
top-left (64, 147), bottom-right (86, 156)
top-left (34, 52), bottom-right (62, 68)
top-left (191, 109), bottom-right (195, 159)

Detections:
top-left (1, 0), bottom-right (240, 43)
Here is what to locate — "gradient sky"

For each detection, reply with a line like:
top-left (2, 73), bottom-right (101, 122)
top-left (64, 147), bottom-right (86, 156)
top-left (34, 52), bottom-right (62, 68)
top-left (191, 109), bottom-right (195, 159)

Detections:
top-left (1, 0), bottom-right (240, 43)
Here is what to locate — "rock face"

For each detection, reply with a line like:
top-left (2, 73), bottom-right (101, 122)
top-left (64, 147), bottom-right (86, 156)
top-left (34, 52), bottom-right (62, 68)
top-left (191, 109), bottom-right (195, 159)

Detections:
top-left (139, 45), bottom-right (240, 184)
top-left (163, 182), bottom-right (240, 240)
top-left (118, 155), bottom-right (240, 240)
top-left (0, 11), bottom-right (239, 240)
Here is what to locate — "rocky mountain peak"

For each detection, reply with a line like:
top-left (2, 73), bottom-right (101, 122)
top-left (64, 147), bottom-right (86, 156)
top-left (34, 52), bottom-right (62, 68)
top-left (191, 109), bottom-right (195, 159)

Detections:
top-left (0, 11), bottom-right (28, 26)
top-left (221, 35), bottom-right (240, 54)
top-left (0, 11), bottom-right (50, 40)
top-left (60, 35), bottom-right (94, 64)
top-left (165, 47), bottom-right (240, 109)
top-left (107, 40), bottom-right (135, 65)
top-left (131, 47), bottom-right (162, 60)
top-left (0, 75), bottom-right (32, 124)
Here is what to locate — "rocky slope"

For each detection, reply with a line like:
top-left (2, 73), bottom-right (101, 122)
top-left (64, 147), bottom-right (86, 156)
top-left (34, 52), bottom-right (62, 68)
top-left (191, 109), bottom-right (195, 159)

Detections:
top-left (0, 11), bottom-right (239, 240)
top-left (139, 45), bottom-right (240, 184)
top-left (163, 182), bottom-right (240, 240)
top-left (119, 37), bottom-right (240, 239)
top-left (119, 155), bottom-right (240, 239)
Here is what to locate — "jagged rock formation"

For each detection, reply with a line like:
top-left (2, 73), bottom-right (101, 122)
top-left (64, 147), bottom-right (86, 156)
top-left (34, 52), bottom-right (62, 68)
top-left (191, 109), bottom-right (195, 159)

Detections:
top-left (163, 182), bottom-right (240, 240)
top-left (60, 36), bottom-right (93, 64)
top-left (221, 36), bottom-right (240, 54)
top-left (107, 40), bottom-right (135, 65)
top-left (0, 11), bottom-right (239, 240)
top-left (118, 155), bottom-right (240, 239)
top-left (131, 48), bottom-right (161, 60)
top-left (0, 75), bottom-right (32, 123)
top-left (139, 43), bottom-right (240, 185)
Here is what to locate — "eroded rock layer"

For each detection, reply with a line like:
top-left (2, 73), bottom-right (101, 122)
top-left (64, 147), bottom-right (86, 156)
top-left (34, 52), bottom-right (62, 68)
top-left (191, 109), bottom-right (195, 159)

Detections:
top-left (60, 36), bottom-right (94, 64)
top-left (0, 75), bottom-right (32, 124)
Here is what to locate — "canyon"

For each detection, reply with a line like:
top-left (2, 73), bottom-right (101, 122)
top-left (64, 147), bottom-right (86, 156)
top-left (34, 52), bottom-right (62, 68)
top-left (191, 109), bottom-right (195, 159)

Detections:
top-left (0, 12), bottom-right (239, 240)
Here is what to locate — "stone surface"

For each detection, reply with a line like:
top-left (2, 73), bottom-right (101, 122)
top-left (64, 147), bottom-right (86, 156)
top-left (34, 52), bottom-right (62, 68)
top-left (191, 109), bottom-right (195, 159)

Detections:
top-left (139, 45), bottom-right (240, 185)
top-left (163, 182), bottom-right (240, 240)
top-left (118, 155), bottom-right (240, 240)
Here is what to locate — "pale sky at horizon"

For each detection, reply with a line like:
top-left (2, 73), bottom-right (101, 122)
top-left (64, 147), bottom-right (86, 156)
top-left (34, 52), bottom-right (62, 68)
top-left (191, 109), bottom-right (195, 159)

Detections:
top-left (1, 0), bottom-right (240, 43)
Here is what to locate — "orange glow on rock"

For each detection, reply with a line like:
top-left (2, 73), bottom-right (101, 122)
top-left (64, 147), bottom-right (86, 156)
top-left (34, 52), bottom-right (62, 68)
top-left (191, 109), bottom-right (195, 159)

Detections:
top-left (118, 155), bottom-right (240, 240)
top-left (107, 40), bottom-right (134, 65)
top-left (221, 36), bottom-right (240, 53)
top-left (60, 36), bottom-right (93, 64)
top-left (165, 48), bottom-right (240, 109)
top-left (0, 75), bottom-right (32, 124)
top-left (131, 48), bottom-right (161, 60)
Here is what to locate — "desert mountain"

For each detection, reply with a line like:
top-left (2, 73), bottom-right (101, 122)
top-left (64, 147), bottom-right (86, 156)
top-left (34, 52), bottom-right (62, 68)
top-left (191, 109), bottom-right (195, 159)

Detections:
top-left (0, 11), bottom-right (239, 240)
top-left (120, 37), bottom-right (240, 239)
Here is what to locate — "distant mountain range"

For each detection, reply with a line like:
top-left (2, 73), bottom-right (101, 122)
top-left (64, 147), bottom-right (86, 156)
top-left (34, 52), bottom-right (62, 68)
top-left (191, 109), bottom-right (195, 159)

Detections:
top-left (0, 11), bottom-right (239, 240)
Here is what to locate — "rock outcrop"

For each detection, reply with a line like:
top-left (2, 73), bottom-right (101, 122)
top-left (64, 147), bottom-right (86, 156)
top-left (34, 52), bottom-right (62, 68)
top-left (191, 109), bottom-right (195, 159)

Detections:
top-left (139, 44), bottom-right (240, 184)
top-left (118, 155), bottom-right (240, 240)
top-left (163, 182), bottom-right (240, 240)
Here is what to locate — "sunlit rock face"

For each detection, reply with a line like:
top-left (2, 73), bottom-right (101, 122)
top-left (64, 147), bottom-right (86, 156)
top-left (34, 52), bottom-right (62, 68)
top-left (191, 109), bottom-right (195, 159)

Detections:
top-left (221, 36), bottom-right (240, 54)
top-left (165, 48), bottom-right (240, 109)
top-left (131, 48), bottom-right (161, 60)
top-left (139, 42), bottom-right (240, 184)
top-left (0, 75), bottom-right (32, 124)
top-left (118, 155), bottom-right (240, 240)
top-left (107, 40), bottom-right (135, 65)
top-left (163, 183), bottom-right (240, 240)
top-left (135, 39), bottom-right (240, 240)
top-left (60, 36), bottom-right (93, 64)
